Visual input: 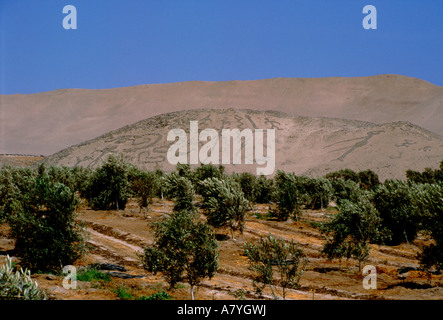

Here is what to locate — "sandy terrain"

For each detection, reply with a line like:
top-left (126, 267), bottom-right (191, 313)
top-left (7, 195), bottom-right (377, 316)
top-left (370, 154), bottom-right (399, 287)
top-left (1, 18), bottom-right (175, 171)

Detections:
top-left (1, 75), bottom-right (442, 155)
top-left (40, 108), bottom-right (443, 181)
top-left (1, 198), bottom-right (441, 301)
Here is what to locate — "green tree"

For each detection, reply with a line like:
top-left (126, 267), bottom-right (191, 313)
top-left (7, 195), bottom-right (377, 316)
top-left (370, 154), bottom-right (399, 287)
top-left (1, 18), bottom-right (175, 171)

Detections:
top-left (193, 164), bottom-right (225, 194)
top-left (371, 180), bottom-right (420, 245)
top-left (302, 177), bottom-right (333, 210)
top-left (164, 172), bottom-right (196, 212)
top-left (255, 175), bottom-right (274, 204)
top-left (321, 198), bottom-right (385, 270)
top-left (358, 169), bottom-right (380, 190)
top-left (412, 182), bottom-right (443, 272)
top-left (243, 234), bottom-right (306, 299)
top-left (200, 177), bottom-right (249, 239)
top-left (142, 211), bottom-right (219, 300)
top-left (233, 172), bottom-right (259, 203)
top-left (85, 154), bottom-right (131, 210)
top-left (271, 171), bottom-right (300, 221)
top-left (330, 178), bottom-right (362, 206)
top-left (7, 175), bottom-right (86, 272)
top-left (128, 167), bottom-right (159, 209)
top-left (325, 169), bottom-right (360, 184)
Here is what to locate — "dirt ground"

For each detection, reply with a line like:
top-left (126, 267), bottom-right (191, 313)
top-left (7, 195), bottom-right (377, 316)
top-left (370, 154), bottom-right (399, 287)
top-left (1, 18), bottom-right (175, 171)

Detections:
top-left (1, 198), bottom-right (442, 300)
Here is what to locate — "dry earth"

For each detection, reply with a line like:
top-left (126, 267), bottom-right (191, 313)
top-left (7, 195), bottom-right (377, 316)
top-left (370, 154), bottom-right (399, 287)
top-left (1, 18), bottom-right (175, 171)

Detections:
top-left (1, 198), bottom-right (442, 301)
top-left (39, 108), bottom-right (443, 181)
top-left (1, 75), bottom-right (442, 156)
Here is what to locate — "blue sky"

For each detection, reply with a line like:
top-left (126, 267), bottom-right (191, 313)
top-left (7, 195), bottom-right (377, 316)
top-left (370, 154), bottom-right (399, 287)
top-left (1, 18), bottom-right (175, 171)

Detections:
top-left (1, 0), bottom-right (442, 94)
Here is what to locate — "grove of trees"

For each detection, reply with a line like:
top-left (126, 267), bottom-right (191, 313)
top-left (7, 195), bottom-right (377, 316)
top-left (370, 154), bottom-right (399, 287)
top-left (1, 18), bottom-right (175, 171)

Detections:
top-left (1, 154), bottom-right (442, 299)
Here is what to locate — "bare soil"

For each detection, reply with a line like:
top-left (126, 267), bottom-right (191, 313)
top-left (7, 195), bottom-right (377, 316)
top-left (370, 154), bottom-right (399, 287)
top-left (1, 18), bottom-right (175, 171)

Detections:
top-left (1, 198), bottom-right (442, 300)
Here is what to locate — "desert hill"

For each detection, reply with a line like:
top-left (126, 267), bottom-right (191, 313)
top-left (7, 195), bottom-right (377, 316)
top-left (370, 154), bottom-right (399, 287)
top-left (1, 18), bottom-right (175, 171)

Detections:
top-left (40, 108), bottom-right (443, 181)
top-left (1, 74), bottom-right (442, 156)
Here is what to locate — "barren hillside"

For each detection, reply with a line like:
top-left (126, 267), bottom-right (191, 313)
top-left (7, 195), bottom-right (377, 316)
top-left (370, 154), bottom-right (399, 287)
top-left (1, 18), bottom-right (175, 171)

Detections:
top-left (1, 75), bottom-right (442, 155)
top-left (40, 108), bottom-right (443, 181)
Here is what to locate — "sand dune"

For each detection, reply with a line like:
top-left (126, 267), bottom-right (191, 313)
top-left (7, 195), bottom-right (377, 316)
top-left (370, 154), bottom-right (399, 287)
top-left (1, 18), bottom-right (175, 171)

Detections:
top-left (1, 74), bottom-right (442, 155)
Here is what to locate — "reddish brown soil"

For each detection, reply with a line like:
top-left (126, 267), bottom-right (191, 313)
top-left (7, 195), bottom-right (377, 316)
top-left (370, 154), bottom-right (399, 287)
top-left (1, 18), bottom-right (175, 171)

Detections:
top-left (1, 198), bottom-right (442, 300)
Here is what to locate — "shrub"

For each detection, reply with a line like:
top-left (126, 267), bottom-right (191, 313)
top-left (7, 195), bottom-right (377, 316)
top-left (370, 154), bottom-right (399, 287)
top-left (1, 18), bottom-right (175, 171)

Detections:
top-left (243, 234), bottom-right (307, 299)
top-left (139, 290), bottom-right (173, 300)
top-left (142, 210), bottom-right (219, 300)
top-left (76, 267), bottom-right (111, 282)
top-left (325, 169), bottom-right (360, 184)
top-left (7, 175), bottom-right (86, 272)
top-left (200, 177), bottom-right (249, 238)
top-left (0, 255), bottom-right (46, 300)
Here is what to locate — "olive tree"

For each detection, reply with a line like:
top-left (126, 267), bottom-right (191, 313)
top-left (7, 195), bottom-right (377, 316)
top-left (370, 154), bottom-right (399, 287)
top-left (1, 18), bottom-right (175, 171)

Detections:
top-left (142, 211), bottom-right (219, 300)
top-left (271, 171), bottom-right (301, 221)
top-left (199, 177), bottom-right (249, 239)
top-left (243, 234), bottom-right (307, 299)
top-left (7, 175), bottom-right (86, 272)
top-left (321, 197), bottom-right (385, 270)
top-left (85, 154), bottom-right (131, 210)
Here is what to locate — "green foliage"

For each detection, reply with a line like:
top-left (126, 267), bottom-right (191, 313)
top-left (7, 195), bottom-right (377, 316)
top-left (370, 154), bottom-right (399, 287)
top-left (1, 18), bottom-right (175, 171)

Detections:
top-left (0, 255), bottom-right (46, 300)
top-left (301, 177), bottom-right (333, 210)
top-left (76, 267), bottom-right (111, 282)
top-left (142, 210), bottom-right (219, 300)
top-left (175, 163), bottom-right (195, 182)
top-left (412, 182), bottom-right (443, 271)
top-left (193, 164), bottom-right (225, 194)
top-left (325, 169), bottom-right (360, 184)
top-left (200, 177), bottom-right (249, 237)
top-left (243, 234), bottom-right (306, 299)
top-left (358, 169), bottom-right (380, 190)
top-left (0, 166), bottom-right (36, 222)
top-left (321, 198), bottom-right (385, 270)
top-left (371, 180), bottom-right (420, 245)
top-left (164, 172), bottom-right (196, 212)
top-left (255, 175), bottom-right (274, 204)
top-left (114, 286), bottom-right (134, 300)
top-left (128, 167), bottom-right (159, 209)
top-left (139, 290), bottom-right (173, 300)
top-left (233, 172), bottom-right (259, 203)
top-left (7, 175), bottom-right (86, 272)
top-left (330, 178), bottom-right (363, 205)
top-left (85, 154), bottom-right (131, 210)
top-left (271, 171), bottom-right (301, 221)
top-left (406, 162), bottom-right (443, 184)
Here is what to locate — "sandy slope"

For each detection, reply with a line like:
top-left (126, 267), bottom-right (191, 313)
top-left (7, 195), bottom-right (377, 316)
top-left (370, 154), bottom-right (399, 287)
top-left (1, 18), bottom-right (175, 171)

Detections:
top-left (41, 108), bottom-right (443, 180)
top-left (1, 75), bottom-right (442, 155)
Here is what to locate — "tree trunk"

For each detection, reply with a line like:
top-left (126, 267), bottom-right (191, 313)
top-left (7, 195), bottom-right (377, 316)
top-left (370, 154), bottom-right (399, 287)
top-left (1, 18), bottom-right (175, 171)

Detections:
top-left (190, 285), bottom-right (195, 300)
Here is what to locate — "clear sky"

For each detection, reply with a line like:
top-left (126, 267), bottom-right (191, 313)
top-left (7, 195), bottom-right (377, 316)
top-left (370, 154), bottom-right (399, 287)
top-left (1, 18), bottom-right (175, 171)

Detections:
top-left (1, 0), bottom-right (442, 94)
